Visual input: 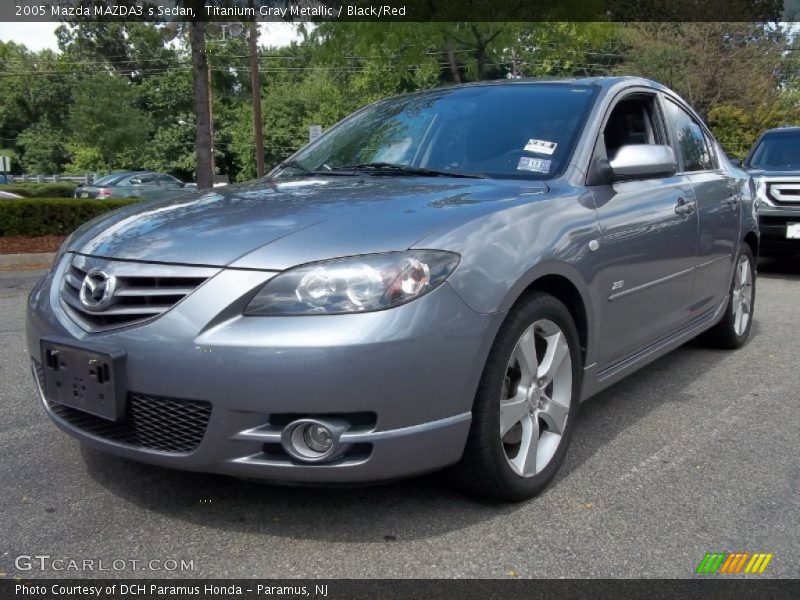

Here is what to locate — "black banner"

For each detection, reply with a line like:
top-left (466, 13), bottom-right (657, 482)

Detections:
top-left (3, 579), bottom-right (800, 600)
top-left (1, 0), bottom-right (795, 23)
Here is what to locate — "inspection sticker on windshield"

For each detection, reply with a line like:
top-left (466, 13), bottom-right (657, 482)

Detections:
top-left (517, 157), bottom-right (551, 173)
top-left (524, 139), bottom-right (557, 155)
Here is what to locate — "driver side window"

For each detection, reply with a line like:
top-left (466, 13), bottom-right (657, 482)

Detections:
top-left (603, 96), bottom-right (662, 161)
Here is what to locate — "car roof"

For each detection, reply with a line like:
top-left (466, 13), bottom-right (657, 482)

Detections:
top-left (96, 171), bottom-right (161, 183)
top-left (425, 76), bottom-right (668, 92)
top-left (376, 76), bottom-right (673, 109)
top-left (760, 126), bottom-right (800, 135)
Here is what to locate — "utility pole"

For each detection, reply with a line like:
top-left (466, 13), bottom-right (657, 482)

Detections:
top-left (248, 0), bottom-right (265, 178)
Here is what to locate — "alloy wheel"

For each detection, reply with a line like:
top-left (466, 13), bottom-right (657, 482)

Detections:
top-left (499, 319), bottom-right (573, 478)
top-left (732, 254), bottom-right (753, 336)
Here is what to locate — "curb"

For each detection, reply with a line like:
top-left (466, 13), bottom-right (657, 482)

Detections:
top-left (0, 252), bottom-right (55, 269)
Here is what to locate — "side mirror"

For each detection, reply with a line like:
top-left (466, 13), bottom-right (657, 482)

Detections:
top-left (605, 144), bottom-right (677, 181)
top-left (730, 158), bottom-right (743, 168)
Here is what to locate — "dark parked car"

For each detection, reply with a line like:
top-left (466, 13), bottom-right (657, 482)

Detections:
top-left (742, 127), bottom-right (800, 256)
top-left (27, 78), bottom-right (758, 501)
top-left (74, 171), bottom-right (186, 199)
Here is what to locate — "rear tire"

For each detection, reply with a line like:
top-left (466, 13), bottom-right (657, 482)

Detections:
top-left (701, 244), bottom-right (756, 349)
top-left (450, 292), bottom-right (582, 502)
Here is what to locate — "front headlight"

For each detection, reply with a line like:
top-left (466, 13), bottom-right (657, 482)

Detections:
top-left (51, 231), bottom-right (75, 270)
top-left (754, 177), bottom-right (773, 209)
top-left (245, 250), bottom-right (460, 315)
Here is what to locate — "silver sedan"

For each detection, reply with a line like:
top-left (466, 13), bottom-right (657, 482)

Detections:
top-left (27, 77), bottom-right (758, 501)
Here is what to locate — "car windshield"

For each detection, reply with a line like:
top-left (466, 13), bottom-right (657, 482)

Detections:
top-left (747, 131), bottom-right (800, 170)
top-left (93, 173), bottom-right (128, 186)
top-left (277, 84), bottom-right (597, 180)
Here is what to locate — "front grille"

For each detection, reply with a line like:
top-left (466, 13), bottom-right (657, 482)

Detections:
top-left (767, 182), bottom-right (800, 207)
top-left (60, 255), bottom-right (217, 332)
top-left (34, 360), bottom-right (212, 454)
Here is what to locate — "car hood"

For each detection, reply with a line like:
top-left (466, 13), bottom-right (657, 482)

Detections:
top-left (746, 169), bottom-right (800, 179)
top-left (69, 176), bottom-right (548, 269)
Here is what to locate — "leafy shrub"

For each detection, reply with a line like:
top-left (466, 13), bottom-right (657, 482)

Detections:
top-left (0, 183), bottom-right (78, 198)
top-left (0, 198), bottom-right (139, 236)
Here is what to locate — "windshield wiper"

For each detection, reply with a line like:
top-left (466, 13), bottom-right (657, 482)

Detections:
top-left (273, 160), bottom-right (355, 178)
top-left (275, 159), bottom-right (312, 174)
top-left (332, 162), bottom-right (488, 179)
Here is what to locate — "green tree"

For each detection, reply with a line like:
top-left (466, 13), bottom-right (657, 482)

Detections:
top-left (55, 22), bottom-right (178, 82)
top-left (0, 42), bottom-right (74, 167)
top-left (67, 73), bottom-right (150, 170)
top-left (136, 69), bottom-right (197, 180)
top-left (506, 22), bottom-right (621, 77)
top-left (708, 95), bottom-right (800, 159)
top-left (615, 23), bottom-right (791, 117)
top-left (17, 122), bottom-right (69, 174)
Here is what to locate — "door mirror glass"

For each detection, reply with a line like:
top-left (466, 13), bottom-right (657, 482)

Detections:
top-left (608, 144), bottom-right (677, 180)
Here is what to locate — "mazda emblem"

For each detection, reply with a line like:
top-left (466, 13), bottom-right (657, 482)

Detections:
top-left (79, 270), bottom-right (116, 311)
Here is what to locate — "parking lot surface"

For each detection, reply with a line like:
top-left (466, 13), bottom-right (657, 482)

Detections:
top-left (1, 261), bottom-right (798, 579)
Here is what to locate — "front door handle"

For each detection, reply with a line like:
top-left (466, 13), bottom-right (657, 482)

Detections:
top-left (674, 197), bottom-right (696, 216)
top-left (724, 194), bottom-right (740, 206)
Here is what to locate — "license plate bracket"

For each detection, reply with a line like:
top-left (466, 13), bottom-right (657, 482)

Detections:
top-left (41, 338), bottom-right (126, 421)
top-left (787, 222), bottom-right (800, 239)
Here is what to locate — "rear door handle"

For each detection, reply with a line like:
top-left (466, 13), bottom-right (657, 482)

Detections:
top-left (674, 197), bottom-right (696, 216)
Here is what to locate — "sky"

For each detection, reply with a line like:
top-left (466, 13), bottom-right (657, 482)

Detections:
top-left (0, 21), bottom-right (303, 51)
top-left (0, 19), bottom-right (796, 54)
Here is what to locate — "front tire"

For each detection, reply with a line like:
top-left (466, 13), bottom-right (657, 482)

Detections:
top-left (701, 244), bottom-right (756, 349)
top-left (450, 292), bottom-right (582, 502)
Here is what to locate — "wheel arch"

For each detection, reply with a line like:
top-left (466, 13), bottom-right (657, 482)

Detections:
top-left (743, 230), bottom-right (759, 261)
top-left (500, 263), bottom-right (594, 368)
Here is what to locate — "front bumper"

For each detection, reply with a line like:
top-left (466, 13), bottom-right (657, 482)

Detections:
top-left (758, 204), bottom-right (800, 255)
top-left (26, 255), bottom-right (503, 483)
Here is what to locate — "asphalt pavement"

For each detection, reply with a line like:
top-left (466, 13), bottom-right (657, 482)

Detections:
top-left (1, 260), bottom-right (798, 579)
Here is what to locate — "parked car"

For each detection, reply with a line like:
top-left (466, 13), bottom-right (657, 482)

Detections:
top-left (73, 171), bottom-right (186, 199)
top-left (27, 78), bottom-right (758, 501)
top-left (742, 126), bottom-right (800, 256)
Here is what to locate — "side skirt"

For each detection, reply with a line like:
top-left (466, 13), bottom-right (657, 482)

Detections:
top-left (579, 299), bottom-right (727, 402)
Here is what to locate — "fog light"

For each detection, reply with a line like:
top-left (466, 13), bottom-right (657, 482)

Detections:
top-left (281, 418), bottom-right (349, 463)
top-left (303, 424), bottom-right (333, 453)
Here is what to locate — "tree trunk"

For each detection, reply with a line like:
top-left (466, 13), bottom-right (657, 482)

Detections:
top-left (248, 1), bottom-right (265, 178)
top-left (446, 42), bottom-right (462, 83)
top-left (190, 22), bottom-right (214, 190)
top-left (475, 42), bottom-right (487, 80)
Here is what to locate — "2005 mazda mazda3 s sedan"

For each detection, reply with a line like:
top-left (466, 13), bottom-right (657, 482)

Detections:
top-left (27, 77), bottom-right (758, 501)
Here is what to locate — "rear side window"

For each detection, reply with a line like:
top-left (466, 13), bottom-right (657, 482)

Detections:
top-left (93, 173), bottom-right (127, 186)
top-left (156, 174), bottom-right (180, 185)
top-left (664, 100), bottom-right (713, 172)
